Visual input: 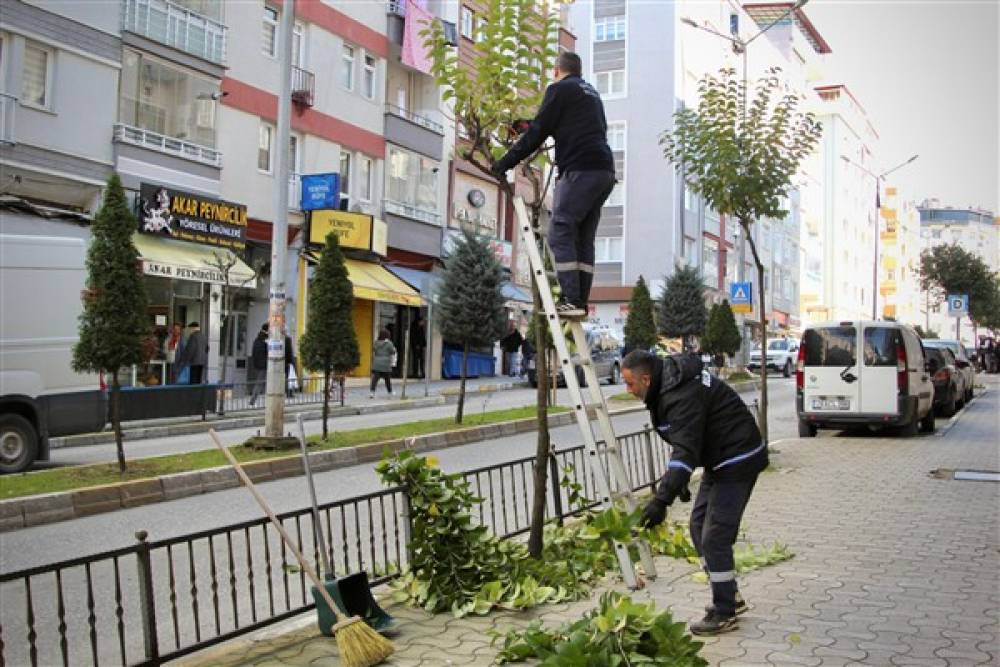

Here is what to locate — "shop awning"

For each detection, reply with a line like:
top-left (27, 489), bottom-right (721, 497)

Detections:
top-left (385, 265), bottom-right (443, 297)
top-left (344, 259), bottom-right (424, 307)
top-left (133, 233), bottom-right (257, 288)
top-left (502, 282), bottom-right (532, 304)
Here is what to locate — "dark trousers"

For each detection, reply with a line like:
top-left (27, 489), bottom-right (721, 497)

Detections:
top-left (370, 371), bottom-right (392, 393)
top-left (549, 170), bottom-right (616, 306)
top-left (411, 347), bottom-right (425, 378)
top-left (189, 365), bottom-right (204, 384)
top-left (689, 475), bottom-right (758, 616)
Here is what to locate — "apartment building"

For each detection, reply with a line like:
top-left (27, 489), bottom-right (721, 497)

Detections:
top-left (877, 185), bottom-right (923, 326)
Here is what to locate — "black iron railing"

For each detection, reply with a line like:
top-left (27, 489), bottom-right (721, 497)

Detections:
top-left (0, 426), bottom-right (665, 666)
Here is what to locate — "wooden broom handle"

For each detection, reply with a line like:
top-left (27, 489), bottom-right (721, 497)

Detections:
top-left (209, 430), bottom-right (343, 617)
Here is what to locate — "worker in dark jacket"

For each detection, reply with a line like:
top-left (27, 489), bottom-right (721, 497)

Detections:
top-left (491, 51), bottom-right (615, 320)
top-left (622, 350), bottom-right (767, 636)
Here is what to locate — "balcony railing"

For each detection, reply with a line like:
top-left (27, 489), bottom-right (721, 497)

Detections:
top-left (123, 0), bottom-right (227, 65)
top-left (291, 66), bottom-right (315, 107)
top-left (114, 123), bottom-right (222, 167)
top-left (384, 103), bottom-right (444, 135)
top-left (383, 198), bottom-right (440, 225)
top-left (387, 0), bottom-right (405, 16)
top-left (0, 93), bottom-right (16, 145)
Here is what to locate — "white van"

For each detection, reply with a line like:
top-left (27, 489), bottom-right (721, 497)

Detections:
top-left (796, 321), bottom-right (935, 437)
top-left (1, 234), bottom-right (108, 472)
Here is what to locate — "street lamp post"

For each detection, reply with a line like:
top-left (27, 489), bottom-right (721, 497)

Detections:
top-left (840, 154), bottom-right (919, 320)
top-left (680, 0), bottom-right (808, 366)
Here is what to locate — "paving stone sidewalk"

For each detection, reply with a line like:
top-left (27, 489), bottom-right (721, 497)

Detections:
top-left (177, 381), bottom-right (999, 666)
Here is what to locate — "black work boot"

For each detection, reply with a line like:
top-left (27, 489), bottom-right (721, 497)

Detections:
top-left (690, 609), bottom-right (738, 636)
top-left (705, 591), bottom-right (750, 616)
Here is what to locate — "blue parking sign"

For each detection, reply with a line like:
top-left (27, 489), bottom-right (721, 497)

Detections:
top-left (300, 173), bottom-right (340, 211)
top-left (947, 294), bottom-right (968, 317)
top-left (730, 281), bottom-right (752, 313)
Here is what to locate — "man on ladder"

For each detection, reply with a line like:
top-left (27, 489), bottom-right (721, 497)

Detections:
top-left (622, 349), bottom-right (768, 636)
top-left (491, 51), bottom-right (616, 320)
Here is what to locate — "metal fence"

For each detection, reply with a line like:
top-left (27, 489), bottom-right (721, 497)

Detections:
top-left (0, 426), bottom-right (666, 667)
top-left (215, 376), bottom-right (343, 415)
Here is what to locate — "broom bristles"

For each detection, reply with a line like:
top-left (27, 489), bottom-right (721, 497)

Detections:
top-left (333, 615), bottom-right (394, 667)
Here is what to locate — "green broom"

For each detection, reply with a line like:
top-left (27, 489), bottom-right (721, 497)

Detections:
top-left (209, 430), bottom-right (394, 667)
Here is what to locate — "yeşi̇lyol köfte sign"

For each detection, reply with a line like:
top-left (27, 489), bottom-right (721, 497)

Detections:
top-left (138, 183), bottom-right (248, 250)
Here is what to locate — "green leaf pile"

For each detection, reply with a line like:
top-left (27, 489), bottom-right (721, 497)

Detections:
top-left (492, 591), bottom-right (708, 666)
top-left (690, 542), bottom-right (793, 584)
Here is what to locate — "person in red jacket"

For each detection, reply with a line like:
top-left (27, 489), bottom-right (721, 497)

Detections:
top-left (622, 350), bottom-right (767, 636)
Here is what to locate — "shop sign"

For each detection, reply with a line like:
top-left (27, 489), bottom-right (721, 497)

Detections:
top-left (452, 172), bottom-right (499, 236)
top-left (141, 260), bottom-right (251, 287)
top-left (309, 210), bottom-right (376, 253)
top-left (138, 183), bottom-right (247, 251)
top-left (442, 229), bottom-right (512, 269)
top-left (300, 173), bottom-right (340, 211)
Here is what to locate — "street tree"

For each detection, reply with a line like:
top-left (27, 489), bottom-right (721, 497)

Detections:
top-left (658, 264), bottom-right (708, 348)
top-left (914, 325), bottom-right (940, 340)
top-left (623, 275), bottom-right (657, 353)
top-left (424, 0), bottom-right (562, 556)
top-left (703, 299), bottom-right (741, 366)
top-left (661, 67), bottom-right (822, 442)
top-left (919, 243), bottom-right (1000, 332)
top-left (435, 230), bottom-right (507, 424)
top-left (300, 233), bottom-right (360, 440)
top-left (73, 174), bottom-right (149, 474)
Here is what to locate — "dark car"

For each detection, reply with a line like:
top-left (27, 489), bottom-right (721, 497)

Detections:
top-left (923, 339), bottom-right (975, 404)
top-left (924, 346), bottom-right (966, 417)
top-left (527, 328), bottom-right (623, 388)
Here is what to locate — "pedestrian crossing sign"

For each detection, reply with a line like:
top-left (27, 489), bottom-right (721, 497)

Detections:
top-left (730, 282), bottom-right (753, 313)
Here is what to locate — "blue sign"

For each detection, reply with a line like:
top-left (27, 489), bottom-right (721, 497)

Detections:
top-left (729, 282), bottom-right (753, 313)
top-left (300, 173), bottom-right (340, 211)
top-left (947, 294), bottom-right (969, 317)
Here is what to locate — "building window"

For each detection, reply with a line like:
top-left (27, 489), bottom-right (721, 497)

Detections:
top-left (341, 44), bottom-right (355, 91)
top-left (387, 146), bottom-right (438, 217)
top-left (362, 52), bottom-right (376, 100)
top-left (460, 6), bottom-right (474, 39)
top-left (474, 16), bottom-right (487, 41)
top-left (595, 237), bottom-right (623, 263)
top-left (359, 156), bottom-right (373, 202)
top-left (594, 15), bottom-right (626, 42)
top-left (594, 70), bottom-right (625, 97)
top-left (292, 22), bottom-right (305, 66)
top-left (22, 42), bottom-right (53, 108)
top-left (607, 121), bottom-right (626, 151)
top-left (702, 236), bottom-right (719, 288)
top-left (262, 6), bottom-right (278, 57)
top-left (683, 236), bottom-right (697, 266)
top-left (119, 48), bottom-right (218, 147)
top-left (340, 152), bottom-right (352, 207)
top-left (605, 182), bottom-right (624, 207)
top-left (289, 135), bottom-right (299, 173)
top-left (258, 124), bottom-right (273, 172)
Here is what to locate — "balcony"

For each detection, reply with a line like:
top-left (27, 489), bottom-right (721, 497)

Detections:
top-left (123, 0), bottom-right (227, 65)
top-left (387, 0), bottom-right (404, 16)
top-left (0, 93), bottom-right (15, 145)
top-left (291, 66), bottom-right (315, 108)
top-left (879, 280), bottom-right (897, 296)
top-left (383, 198), bottom-right (440, 225)
top-left (384, 104), bottom-right (444, 160)
top-left (114, 123), bottom-right (221, 167)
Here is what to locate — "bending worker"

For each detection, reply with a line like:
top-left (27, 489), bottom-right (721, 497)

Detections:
top-left (491, 51), bottom-right (615, 320)
top-left (622, 350), bottom-right (768, 636)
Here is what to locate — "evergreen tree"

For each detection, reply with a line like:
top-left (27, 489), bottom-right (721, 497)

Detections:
top-left (436, 231), bottom-right (506, 423)
top-left (702, 299), bottom-right (741, 365)
top-left (623, 275), bottom-right (657, 353)
top-left (73, 174), bottom-right (149, 474)
top-left (658, 264), bottom-right (708, 348)
top-left (300, 233), bottom-right (360, 439)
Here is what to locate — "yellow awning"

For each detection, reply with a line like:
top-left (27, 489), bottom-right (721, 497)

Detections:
top-left (133, 233), bottom-right (256, 288)
top-left (344, 259), bottom-right (423, 307)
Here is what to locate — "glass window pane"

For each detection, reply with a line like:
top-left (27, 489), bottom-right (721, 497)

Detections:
top-left (340, 153), bottom-right (351, 198)
top-left (360, 157), bottom-right (372, 201)
top-left (262, 7), bottom-right (277, 56)
top-left (22, 44), bottom-right (48, 106)
top-left (803, 327), bottom-right (857, 367)
top-left (258, 125), bottom-right (271, 171)
top-left (863, 327), bottom-right (899, 367)
top-left (341, 45), bottom-right (354, 89)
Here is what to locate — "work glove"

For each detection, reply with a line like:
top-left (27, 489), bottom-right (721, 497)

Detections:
top-left (510, 118), bottom-right (532, 135)
top-left (641, 467), bottom-right (691, 528)
top-left (641, 497), bottom-right (667, 528)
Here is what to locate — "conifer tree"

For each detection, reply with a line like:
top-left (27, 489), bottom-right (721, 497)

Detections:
top-left (436, 231), bottom-right (506, 423)
top-left (623, 275), bottom-right (657, 353)
top-left (658, 264), bottom-right (708, 349)
top-left (702, 299), bottom-right (741, 365)
top-left (73, 174), bottom-right (149, 474)
top-left (300, 233), bottom-right (360, 439)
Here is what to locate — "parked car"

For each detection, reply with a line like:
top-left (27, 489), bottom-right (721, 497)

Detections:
top-left (922, 339), bottom-right (975, 403)
top-left (795, 321), bottom-right (935, 437)
top-left (527, 328), bottom-right (623, 388)
top-left (923, 346), bottom-right (967, 418)
top-left (748, 338), bottom-right (799, 377)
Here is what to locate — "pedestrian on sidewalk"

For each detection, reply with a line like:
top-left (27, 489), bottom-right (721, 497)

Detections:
top-left (520, 336), bottom-right (535, 378)
top-left (500, 325), bottom-right (524, 377)
top-left (249, 324), bottom-right (268, 406)
top-left (164, 322), bottom-right (184, 383)
top-left (622, 349), bottom-right (767, 636)
top-left (491, 51), bottom-right (616, 320)
top-left (370, 328), bottom-right (396, 398)
top-left (283, 328), bottom-right (297, 398)
top-left (177, 322), bottom-right (207, 384)
top-left (410, 313), bottom-right (426, 378)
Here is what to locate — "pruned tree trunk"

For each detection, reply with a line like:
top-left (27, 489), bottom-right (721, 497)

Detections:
top-left (456, 342), bottom-right (470, 424)
top-left (111, 375), bottom-right (125, 475)
top-left (339, 375), bottom-right (346, 407)
top-left (321, 367), bottom-right (330, 440)
top-left (528, 282), bottom-right (551, 558)
top-left (746, 231), bottom-right (769, 443)
top-left (401, 310), bottom-right (411, 399)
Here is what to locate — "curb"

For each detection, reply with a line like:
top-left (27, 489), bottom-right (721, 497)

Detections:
top-left (1, 404), bottom-right (645, 533)
top-left (934, 387), bottom-right (987, 438)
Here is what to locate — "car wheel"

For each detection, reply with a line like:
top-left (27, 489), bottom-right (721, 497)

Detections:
top-left (0, 414), bottom-right (39, 474)
top-left (968, 384), bottom-right (975, 399)
top-left (919, 407), bottom-right (936, 433)
top-left (797, 419), bottom-right (817, 437)
top-left (956, 388), bottom-right (965, 410)
top-left (610, 363), bottom-right (621, 385)
top-left (939, 388), bottom-right (957, 418)
top-left (898, 415), bottom-right (919, 437)
top-left (783, 360), bottom-right (792, 378)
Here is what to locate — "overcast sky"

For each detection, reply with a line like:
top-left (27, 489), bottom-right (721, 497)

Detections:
top-left (806, 0), bottom-right (999, 213)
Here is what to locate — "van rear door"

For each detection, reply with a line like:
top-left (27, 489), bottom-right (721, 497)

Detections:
top-left (802, 325), bottom-right (860, 414)
top-left (859, 325), bottom-right (901, 414)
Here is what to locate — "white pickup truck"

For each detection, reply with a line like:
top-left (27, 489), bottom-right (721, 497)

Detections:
top-left (748, 338), bottom-right (799, 377)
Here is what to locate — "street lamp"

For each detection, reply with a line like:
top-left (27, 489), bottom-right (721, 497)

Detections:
top-left (680, 0), bottom-right (808, 365)
top-left (840, 153), bottom-right (919, 320)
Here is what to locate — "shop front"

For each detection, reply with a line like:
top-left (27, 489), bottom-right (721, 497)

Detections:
top-left (301, 209), bottom-right (423, 379)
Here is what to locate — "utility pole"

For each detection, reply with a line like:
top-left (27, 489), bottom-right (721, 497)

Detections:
top-left (257, 0), bottom-right (298, 448)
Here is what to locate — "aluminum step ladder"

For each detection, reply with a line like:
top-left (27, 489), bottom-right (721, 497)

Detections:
top-left (513, 196), bottom-right (656, 589)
